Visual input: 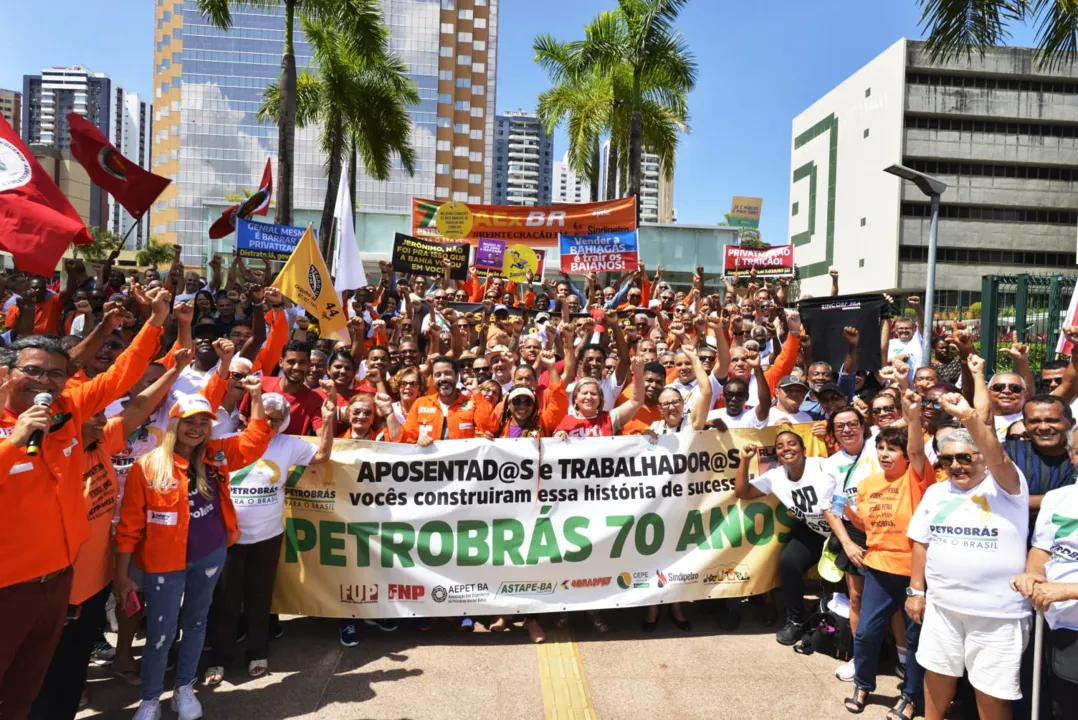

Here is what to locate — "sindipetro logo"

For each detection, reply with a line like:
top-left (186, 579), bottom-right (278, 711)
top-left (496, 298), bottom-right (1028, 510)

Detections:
top-left (97, 147), bottom-right (126, 181)
top-left (655, 570), bottom-right (668, 589)
top-left (431, 586), bottom-right (448, 603)
top-left (616, 572), bottom-right (633, 590)
top-left (308, 264), bottom-right (323, 297)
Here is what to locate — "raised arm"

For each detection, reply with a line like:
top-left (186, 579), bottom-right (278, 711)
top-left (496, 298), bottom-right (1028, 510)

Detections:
top-left (1005, 342), bottom-right (1037, 406)
top-left (612, 355), bottom-right (646, 432)
top-left (607, 308), bottom-right (631, 387)
top-left (734, 443), bottom-right (766, 500)
top-left (69, 305), bottom-right (124, 370)
top-left (120, 349), bottom-right (191, 435)
top-left (311, 392), bottom-right (336, 464)
top-left (829, 268), bottom-right (839, 297)
top-left (901, 388), bottom-right (927, 478)
top-left (748, 351), bottom-right (771, 423)
top-left (684, 344), bottom-right (712, 430)
top-left (842, 326), bottom-right (859, 375)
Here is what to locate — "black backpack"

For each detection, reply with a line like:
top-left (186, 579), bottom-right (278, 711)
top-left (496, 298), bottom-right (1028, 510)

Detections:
top-left (793, 597), bottom-right (853, 661)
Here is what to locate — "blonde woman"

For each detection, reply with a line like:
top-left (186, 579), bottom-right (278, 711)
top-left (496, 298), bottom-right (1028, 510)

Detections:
top-left (113, 377), bottom-right (273, 720)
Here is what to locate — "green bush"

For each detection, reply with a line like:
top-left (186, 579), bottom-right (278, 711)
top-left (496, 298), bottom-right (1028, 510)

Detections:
top-left (968, 302), bottom-right (981, 319)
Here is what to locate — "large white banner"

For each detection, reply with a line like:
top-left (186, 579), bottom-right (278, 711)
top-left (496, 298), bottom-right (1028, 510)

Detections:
top-left (272, 428), bottom-right (815, 619)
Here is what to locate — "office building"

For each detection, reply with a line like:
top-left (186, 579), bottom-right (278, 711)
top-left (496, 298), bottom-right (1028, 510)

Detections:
top-left (0, 90), bottom-right (20, 134)
top-left (22, 66), bottom-right (152, 246)
top-left (152, 0), bottom-right (499, 264)
top-left (492, 110), bottom-right (553, 205)
top-left (552, 151), bottom-right (591, 203)
top-left (598, 141), bottom-right (674, 223)
top-left (790, 38), bottom-right (1078, 299)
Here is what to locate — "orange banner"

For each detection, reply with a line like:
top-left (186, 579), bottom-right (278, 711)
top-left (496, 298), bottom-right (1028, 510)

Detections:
top-left (411, 197), bottom-right (636, 248)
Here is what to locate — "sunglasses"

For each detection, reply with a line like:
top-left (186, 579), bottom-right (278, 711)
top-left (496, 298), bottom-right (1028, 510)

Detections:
top-left (732, 330), bottom-right (748, 337)
top-left (724, 392), bottom-right (749, 400)
top-left (872, 404), bottom-right (897, 415)
top-left (230, 372), bottom-right (249, 381)
top-left (921, 399), bottom-right (942, 410)
top-left (473, 366), bottom-right (492, 374)
top-left (1044, 377), bottom-right (1064, 387)
top-left (510, 396), bottom-right (534, 407)
top-left (990, 383), bottom-right (1023, 394)
top-left (938, 453), bottom-right (977, 468)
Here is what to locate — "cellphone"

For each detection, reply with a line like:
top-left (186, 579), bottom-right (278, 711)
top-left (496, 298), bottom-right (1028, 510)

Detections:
top-left (124, 590), bottom-right (142, 617)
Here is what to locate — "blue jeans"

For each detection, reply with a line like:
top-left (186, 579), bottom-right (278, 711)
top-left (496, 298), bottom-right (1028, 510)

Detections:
top-left (853, 567), bottom-right (923, 706)
top-left (141, 545), bottom-right (227, 701)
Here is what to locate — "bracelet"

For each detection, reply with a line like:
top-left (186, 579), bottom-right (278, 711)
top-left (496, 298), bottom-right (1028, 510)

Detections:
top-left (958, 408), bottom-right (977, 423)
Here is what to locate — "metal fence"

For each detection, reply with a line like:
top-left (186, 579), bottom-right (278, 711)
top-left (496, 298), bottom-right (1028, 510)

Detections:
top-left (980, 274), bottom-right (1077, 375)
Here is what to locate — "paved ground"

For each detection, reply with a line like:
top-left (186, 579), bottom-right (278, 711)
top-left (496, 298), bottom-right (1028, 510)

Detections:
top-left (77, 605), bottom-right (906, 720)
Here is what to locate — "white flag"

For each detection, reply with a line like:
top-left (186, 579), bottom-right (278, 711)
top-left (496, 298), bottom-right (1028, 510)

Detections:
top-left (333, 174), bottom-right (367, 293)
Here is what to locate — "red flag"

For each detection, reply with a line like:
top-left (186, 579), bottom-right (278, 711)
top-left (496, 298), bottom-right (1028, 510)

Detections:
top-left (0, 115), bottom-right (91, 276)
top-left (209, 158), bottom-right (272, 239)
top-left (66, 112), bottom-right (170, 219)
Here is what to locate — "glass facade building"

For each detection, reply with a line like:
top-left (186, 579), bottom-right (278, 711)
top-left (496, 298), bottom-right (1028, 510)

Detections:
top-left (152, 0), bottom-right (498, 265)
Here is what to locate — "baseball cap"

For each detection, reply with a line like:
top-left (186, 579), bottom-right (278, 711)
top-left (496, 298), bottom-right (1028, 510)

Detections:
top-left (192, 318), bottom-right (219, 338)
top-left (778, 375), bottom-right (809, 390)
top-left (169, 394), bottom-right (215, 420)
top-left (493, 303), bottom-right (509, 314)
top-left (535, 312), bottom-right (550, 324)
top-left (818, 382), bottom-right (845, 398)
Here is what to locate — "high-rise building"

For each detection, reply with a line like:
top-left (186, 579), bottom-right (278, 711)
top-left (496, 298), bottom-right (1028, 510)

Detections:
top-left (0, 90), bottom-right (21, 135)
top-left (789, 38), bottom-right (1078, 299)
top-left (492, 110), bottom-right (552, 205)
top-left (22, 66), bottom-right (152, 245)
top-left (598, 141), bottom-right (674, 223)
top-left (552, 151), bottom-right (591, 203)
top-left (152, 0), bottom-right (499, 264)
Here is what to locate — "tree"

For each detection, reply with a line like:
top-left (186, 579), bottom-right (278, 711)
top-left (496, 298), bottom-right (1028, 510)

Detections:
top-left (79, 228), bottom-right (124, 263)
top-left (196, 0), bottom-right (388, 229)
top-left (917, 0), bottom-right (1078, 70)
top-left (572, 0), bottom-right (697, 221)
top-left (738, 228), bottom-right (766, 248)
top-left (257, 12), bottom-right (417, 257)
top-left (136, 238), bottom-right (177, 267)
top-left (534, 4), bottom-right (693, 209)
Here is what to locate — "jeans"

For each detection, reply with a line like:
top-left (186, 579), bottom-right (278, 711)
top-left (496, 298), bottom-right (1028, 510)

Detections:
top-left (141, 545), bottom-right (226, 701)
top-left (210, 534), bottom-right (283, 668)
top-left (853, 567), bottom-right (923, 706)
top-left (28, 584), bottom-right (110, 720)
top-left (779, 522), bottom-right (825, 624)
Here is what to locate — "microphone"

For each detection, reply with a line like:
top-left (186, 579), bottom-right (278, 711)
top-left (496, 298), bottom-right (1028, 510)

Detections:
top-left (26, 392), bottom-right (53, 457)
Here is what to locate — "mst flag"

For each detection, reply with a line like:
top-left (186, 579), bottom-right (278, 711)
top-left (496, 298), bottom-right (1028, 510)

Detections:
top-left (209, 158), bottom-right (272, 239)
top-left (66, 112), bottom-right (170, 219)
top-left (271, 224), bottom-right (347, 341)
top-left (0, 115), bottom-right (91, 276)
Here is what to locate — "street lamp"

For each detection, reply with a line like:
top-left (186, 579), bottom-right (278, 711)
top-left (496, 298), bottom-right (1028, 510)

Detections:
top-left (884, 163), bottom-right (948, 367)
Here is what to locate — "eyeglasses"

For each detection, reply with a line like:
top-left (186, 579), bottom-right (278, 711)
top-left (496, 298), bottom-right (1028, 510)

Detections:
top-left (990, 383), bottom-right (1023, 394)
top-left (938, 453), bottom-right (977, 468)
top-left (872, 404), bottom-right (897, 415)
top-left (230, 372), bottom-right (249, 381)
top-left (510, 396), bottom-right (534, 407)
top-left (352, 409), bottom-right (374, 418)
top-left (659, 400), bottom-right (682, 410)
top-left (15, 365), bottom-right (68, 382)
top-left (399, 379), bottom-right (418, 387)
top-left (833, 421), bottom-right (861, 430)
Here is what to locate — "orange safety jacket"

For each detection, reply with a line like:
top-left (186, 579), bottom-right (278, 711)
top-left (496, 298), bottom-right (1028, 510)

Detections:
top-left (398, 391), bottom-right (496, 443)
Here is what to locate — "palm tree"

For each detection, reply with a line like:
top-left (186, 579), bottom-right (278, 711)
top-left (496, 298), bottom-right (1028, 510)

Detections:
top-left (136, 238), bottom-right (177, 267)
top-left (917, 0), bottom-right (1078, 69)
top-left (258, 14), bottom-right (417, 257)
top-left (81, 228), bottom-right (124, 263)
top-left (573, 1), bottom-right (697, 221)
top-left (196, 0), bottom-right (387, 228)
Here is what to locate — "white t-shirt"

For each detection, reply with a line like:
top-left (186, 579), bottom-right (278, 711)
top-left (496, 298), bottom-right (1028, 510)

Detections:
top-left (667, 375), bottom-right (722, 417)
top-left (768, 406), bottom-right (815, 426)
top-left (174, 290), bottom-right (199, 305)
top-left (994, 411), bottom-right (1023, 440)
top-left (907, 470), bottom-right (1031, 619)
top-left (1031, 484), bottom-right (1078, 631)
top-left (231, 434), bottom-right (317, 544)
top-left (752, 458), bottom-right (836, 536)
top-left (888, 331), bottom-right (923, 368)
top-left (717, 406), bottom-right (767, 429)
top-left (824, 443), bottom-right (882, 512)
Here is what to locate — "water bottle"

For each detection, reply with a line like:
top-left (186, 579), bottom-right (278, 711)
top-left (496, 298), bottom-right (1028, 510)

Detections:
top-left (832, 492), bottom-right (847, 515)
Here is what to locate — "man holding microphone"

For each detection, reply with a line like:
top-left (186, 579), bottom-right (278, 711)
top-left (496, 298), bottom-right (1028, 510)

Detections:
top-left (0, 286), bottom-right (172, 719)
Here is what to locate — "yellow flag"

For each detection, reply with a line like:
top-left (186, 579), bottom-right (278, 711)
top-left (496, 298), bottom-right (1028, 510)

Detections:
top-left (271, 224), bottom-right (348, 341)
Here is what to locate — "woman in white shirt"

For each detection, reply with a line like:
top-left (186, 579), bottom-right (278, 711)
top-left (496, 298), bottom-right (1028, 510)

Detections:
top-left (736, 431), bottom-right (835, 646)
top-left (905, 358), bottom-right (1030, 720)
top-left (204, 392), bottom-right (336, 684)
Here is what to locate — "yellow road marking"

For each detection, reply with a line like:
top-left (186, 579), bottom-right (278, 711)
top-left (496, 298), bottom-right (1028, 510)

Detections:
top-left (536, 628), bottom-right (597, 720)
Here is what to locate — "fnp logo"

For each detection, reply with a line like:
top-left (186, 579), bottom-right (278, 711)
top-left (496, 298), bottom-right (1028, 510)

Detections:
top-left (387, 584), bottom-right (425, 602)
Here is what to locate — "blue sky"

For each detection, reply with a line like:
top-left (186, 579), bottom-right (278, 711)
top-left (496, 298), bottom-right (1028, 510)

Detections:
top-left (0, 0), bottom-right (1041, 243)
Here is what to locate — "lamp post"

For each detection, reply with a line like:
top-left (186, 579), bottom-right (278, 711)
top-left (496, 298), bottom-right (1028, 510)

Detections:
top-left (884, 164), bottom-right (948, 367)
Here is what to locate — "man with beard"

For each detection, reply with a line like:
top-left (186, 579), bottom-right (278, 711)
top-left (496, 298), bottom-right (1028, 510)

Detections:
top-left (393, 356), bottom-right (496, 444)
top-left (242, 341), bottom-right (324, 436)
top-left (620, 362), bottom-right (669, 435)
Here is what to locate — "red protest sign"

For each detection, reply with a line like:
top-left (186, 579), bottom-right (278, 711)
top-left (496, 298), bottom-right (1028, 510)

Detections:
top-left (723, 244), bottom-right (794, 278)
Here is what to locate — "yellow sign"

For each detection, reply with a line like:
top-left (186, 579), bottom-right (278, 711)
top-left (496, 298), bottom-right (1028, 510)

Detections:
top-left (729, 196), bottom-right (763, 228)
top-left (501, 244), bottom-right (538, 283)
top-left (435, 201), bottom-right (473, 240)
top-left (271, 224), bottom-right (348, 342)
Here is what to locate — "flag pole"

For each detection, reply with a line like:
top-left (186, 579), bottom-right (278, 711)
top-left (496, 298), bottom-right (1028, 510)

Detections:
top-left (117, 220), bottom-right (140, 250)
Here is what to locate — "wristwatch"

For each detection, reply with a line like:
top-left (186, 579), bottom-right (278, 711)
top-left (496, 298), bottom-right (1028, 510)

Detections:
top-left (905, 587), bottom-right (925, 597)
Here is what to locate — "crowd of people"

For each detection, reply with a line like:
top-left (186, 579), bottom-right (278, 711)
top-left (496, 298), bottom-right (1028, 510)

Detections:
top-left (0, 248), bottom-right (1076, 720)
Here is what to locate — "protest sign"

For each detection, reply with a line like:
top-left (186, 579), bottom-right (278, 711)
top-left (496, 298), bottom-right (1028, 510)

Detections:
top-left (412, 197), bottom-right (636, 248)
top-left (559, 230), bottom-right (639, 274)
top-left (728, 196), bottom-right (763, 228)
top-left (236, 218), bottom-right (309, 261)
top-left (723, 244), bottom-right (795, 278)
top-left (475, 238), bottom-right (506, 271)
top-left (391, 232), bottom-right (471, 280)
top-left (272, 427), bottom-right (804, 619)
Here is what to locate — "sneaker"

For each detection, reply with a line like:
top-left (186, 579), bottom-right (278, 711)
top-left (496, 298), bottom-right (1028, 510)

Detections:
top-left (775, 619), bottom-right (804, 646)
top-left (455, 617), bottom-right (474, 632)
top-left (132, 699), bottom-right (161, 720)
top-left (339, 622), bottom-right (359, 648)
top-left (363, 619), bottom-right (398, 632)
top-left (835, 658), bottom-right (856, 682)
top-left (170, 683), bottom-right (203, 720)
top-left (90, 639), bottom-right (116, 666)
top-left (896, 661), bottom-right (906, 681)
